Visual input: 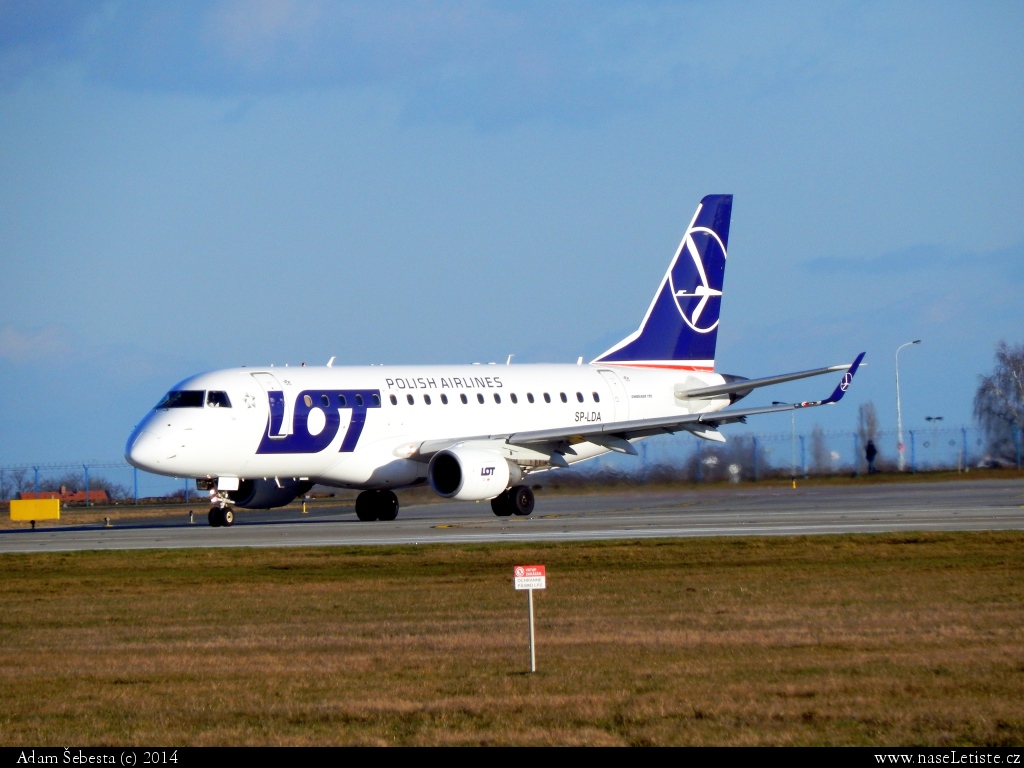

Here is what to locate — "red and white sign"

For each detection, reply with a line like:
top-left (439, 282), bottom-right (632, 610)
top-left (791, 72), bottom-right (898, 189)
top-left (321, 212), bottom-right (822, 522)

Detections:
top-left (514, 564), bottom-right (546, 590)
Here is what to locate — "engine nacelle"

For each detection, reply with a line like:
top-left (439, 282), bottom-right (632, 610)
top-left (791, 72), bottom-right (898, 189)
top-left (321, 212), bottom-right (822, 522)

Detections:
top-left (428, 447), bottom-right (521, 501)
top-left (226, 479), bottom-right (314, 509)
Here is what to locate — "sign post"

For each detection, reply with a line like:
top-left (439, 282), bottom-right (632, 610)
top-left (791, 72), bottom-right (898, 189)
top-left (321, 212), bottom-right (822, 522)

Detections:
top-left (513, 565), bottom-right (546, 673)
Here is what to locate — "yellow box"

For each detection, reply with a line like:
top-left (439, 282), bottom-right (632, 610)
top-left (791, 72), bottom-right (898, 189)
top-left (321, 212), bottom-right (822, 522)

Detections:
top-left (10, 499), bottom-right (61, 521)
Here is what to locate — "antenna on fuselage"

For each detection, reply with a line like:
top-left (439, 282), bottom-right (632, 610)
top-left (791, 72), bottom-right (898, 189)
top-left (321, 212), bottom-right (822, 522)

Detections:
top-left (506, 354), bottom-right (514, 365)
top-left (327, 356), bottom-right (336, 367)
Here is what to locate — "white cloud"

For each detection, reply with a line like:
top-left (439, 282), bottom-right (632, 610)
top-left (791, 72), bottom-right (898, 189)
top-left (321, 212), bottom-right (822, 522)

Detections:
top-left (0, 325), bottom-right (73, 364)
top-left (205, 0), bottom-right (325, 70)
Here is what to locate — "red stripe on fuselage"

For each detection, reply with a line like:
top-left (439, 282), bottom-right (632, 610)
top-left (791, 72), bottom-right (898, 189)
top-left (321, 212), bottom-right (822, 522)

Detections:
top-left (597, 363), bottom-right (715, 372)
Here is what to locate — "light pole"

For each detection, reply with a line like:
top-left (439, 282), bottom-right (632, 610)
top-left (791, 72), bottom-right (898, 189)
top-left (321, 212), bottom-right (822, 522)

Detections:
top-left (895, 339), bottom-right (921, 472)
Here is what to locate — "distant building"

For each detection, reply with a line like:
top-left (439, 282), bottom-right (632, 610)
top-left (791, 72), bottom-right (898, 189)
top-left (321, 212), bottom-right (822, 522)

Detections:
top-left (18, 486), bottom-right (109, 503)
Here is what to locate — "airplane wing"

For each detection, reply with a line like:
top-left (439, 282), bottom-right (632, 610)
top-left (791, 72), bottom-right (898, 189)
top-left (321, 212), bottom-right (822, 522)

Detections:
top-left (415, 352), bottom-right (865, 460)
top-left (679, 362), bottom-right (855, 400)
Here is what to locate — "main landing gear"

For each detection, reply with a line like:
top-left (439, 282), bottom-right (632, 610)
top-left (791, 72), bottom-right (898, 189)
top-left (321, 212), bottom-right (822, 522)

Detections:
top-left (355, 490), bottom-right (400, 522)
top-left (490, 485), bottom-right (535, 517)
top-left (208, 507), bottom-right (235, 527)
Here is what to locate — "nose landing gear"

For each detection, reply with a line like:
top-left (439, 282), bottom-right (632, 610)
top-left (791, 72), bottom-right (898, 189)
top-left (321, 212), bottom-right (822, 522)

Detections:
top-left (354, 490), bottom-right (400, 522)
top-left (207, 489), bottom-right (235, 527)
top-left (208, 506), bottom-right (235, 527)
top-left (490, 485), bottom-right (535, 517)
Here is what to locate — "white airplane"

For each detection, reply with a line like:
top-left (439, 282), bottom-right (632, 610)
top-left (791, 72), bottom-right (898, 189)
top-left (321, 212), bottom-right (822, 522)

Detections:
top-left (126, 195), bottom-right (864, 527)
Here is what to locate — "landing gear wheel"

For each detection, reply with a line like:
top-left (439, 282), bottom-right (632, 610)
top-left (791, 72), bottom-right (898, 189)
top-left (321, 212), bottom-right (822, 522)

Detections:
top-left (209, 507), bottom-right (233, 527)
top-left (377, 491), bottom-right (399, 522)
top-left (490, 490), bottom-right (513, 517)
top-left (510, 485), bottom-right (535, 516)
top-left (355, 490), bottom-right (400, 521)
top-left (355, 491), bottom-right (378, 522)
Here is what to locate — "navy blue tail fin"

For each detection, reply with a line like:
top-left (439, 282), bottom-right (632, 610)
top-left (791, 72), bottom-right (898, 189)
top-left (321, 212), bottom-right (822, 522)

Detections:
top-left (592, 194), bottom-right (732, 371)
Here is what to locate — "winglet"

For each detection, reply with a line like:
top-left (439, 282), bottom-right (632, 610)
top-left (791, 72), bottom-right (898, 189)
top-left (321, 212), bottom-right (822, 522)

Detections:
top-left (821, 352), bottom-right (865, 405)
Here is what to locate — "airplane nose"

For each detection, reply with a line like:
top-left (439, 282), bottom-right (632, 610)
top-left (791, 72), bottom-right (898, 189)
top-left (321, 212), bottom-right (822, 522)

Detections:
top-left (126, 428), bottom-right (166, 471)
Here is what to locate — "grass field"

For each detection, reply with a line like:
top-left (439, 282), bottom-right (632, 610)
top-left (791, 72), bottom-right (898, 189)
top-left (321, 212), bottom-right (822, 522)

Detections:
top-left (1, 532), bottom-right (1022, 746)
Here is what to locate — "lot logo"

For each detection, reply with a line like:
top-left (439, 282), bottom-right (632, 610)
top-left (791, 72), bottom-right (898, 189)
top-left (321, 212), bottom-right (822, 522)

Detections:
top-left (481, 466), bottom-right (496, 477)
top-left (256, 389), bottom-right (381, 454)
top-left (671, 224), bottom-right (727, 334)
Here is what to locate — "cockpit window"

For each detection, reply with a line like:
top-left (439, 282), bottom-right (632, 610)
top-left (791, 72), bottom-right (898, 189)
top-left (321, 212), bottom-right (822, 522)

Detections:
top-left (156, 390), bottom-right (205, 409)
top-left (207, 391), bottom-right (232, 408)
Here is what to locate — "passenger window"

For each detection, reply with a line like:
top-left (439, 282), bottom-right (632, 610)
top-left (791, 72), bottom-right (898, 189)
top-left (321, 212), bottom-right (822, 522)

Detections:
top-left (206, 391), bottom-right (232, 408)
top-left (576, 392), bottom-right (584, 402)
top-left (510, 393), bottom-right (518, 404)
top-left (441, 394), bottom-right (449, 404)
top-left (390, 395), bottom-right (397, 405)
top-left (560, 392), bottom-right (568, 403)
top-left (460, 394), bottom-right (468, 404)
top-left (593, 392), bottom-right (600, 402)
top-left (339, 394), bottom-right (348, 407)
top-left (424, 394), bottom-right (432, 405)
top-left (407, 394), bottom-right (415, 405)
top-left (477, 393), bottom-right (485, 404)
top-left (527, 393), bottom-right (535, 403)
top-left (303, 395), bottom-right (313, 407)
top-left (372, 394), bottom-right (381, 407)
top-left (543, 393), bottom-right (551, 403)
top-left (321, 394), bottom-right (330, 406)
top-left (355, 394), bottom-right (364, 407)
top-left (494, 393), bottom-right (501, 404)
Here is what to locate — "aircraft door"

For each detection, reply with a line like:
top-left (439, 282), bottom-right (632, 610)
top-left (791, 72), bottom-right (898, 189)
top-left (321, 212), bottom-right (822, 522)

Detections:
top-left (250, 372), bottom-right (292, 438)
top-left (598, 369), bottom-right (630, 423)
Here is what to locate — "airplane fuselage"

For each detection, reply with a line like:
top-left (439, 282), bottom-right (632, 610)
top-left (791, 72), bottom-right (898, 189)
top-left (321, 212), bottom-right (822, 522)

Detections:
top-left (126, 363), bottom-right (730, 489)
top-left (124, 194), bottom-right (863, 525)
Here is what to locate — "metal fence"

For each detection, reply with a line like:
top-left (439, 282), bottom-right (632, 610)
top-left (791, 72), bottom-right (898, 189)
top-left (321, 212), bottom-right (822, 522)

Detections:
top-left (553, 425), bottom-right (1022, 484)
top-left (1, 426), bottom-right (1020, 502)
top-left (0, 463), bottom-right (199, 504)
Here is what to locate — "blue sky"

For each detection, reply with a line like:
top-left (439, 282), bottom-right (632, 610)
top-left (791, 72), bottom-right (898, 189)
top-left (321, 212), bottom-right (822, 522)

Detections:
top-left (1, 1), bottom-right (1022, 477)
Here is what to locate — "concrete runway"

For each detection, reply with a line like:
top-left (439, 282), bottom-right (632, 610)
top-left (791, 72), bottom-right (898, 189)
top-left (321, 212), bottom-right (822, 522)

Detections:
top-left (2, 479), bottom-right (1022, 554)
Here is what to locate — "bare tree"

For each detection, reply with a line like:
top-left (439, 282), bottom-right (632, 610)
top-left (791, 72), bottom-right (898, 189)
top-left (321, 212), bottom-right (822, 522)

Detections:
top-left (0, 470), bottom-right (11, 502)
top-left (974, 341), bottom-right (1024, 463)
top-left (1, 467), bottom-right (30, 500)
top-left (34, 471), bottom-right (130, 501)
top-left (857, 402), bottom-right (880, 445)
top-left (41, 472), bottom-right (82, 493)
top-left (810, 424), bottom-right (829, 474)
top-left (857, 401), bottom-right (881, 471)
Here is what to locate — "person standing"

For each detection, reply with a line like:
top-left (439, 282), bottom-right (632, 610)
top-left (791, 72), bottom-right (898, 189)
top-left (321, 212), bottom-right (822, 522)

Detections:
top-left (865, 439), bottom-right (878, 474)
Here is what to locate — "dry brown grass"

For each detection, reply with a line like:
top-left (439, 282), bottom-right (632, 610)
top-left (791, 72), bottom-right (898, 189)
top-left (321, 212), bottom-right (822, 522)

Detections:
top-left (0, 498), bottom-right (354, 530)
top-left (0, 532), bottom-right (1022, 746)
top-left (0, 506), bottom-right (200, 531)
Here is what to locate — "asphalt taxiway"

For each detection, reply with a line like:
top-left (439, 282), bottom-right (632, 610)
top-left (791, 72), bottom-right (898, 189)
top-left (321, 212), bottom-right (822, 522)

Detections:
top-left (1, 479), bottom-right (1022, 554)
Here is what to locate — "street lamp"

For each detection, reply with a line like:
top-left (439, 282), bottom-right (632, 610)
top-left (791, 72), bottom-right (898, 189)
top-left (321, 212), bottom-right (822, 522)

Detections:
top-left (895, 339), bottom-right (921, 471)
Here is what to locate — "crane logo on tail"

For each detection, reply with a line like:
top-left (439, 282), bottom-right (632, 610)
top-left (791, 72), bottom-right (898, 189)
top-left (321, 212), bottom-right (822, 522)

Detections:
top-left (671, 225), bottom-right (727, 333)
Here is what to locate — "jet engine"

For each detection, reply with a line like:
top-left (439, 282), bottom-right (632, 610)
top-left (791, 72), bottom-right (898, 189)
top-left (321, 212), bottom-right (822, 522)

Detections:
top-left (226, 478), bottom-right (314, 509)
top-left (428, 447), bottom-right (522, 501)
